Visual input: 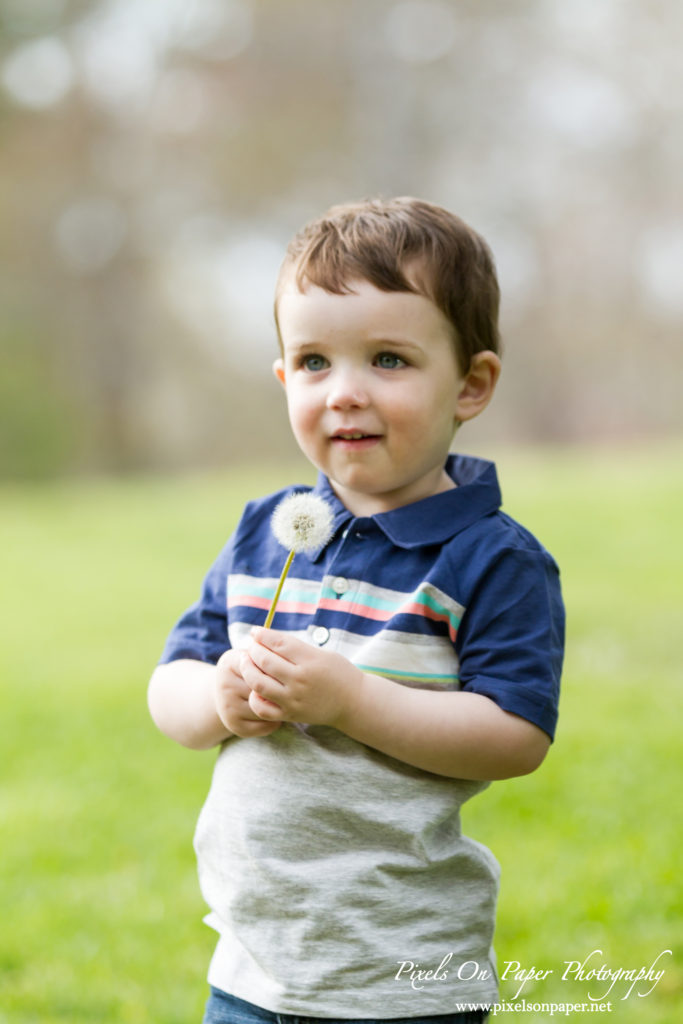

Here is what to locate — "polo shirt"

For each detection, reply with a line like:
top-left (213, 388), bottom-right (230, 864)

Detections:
top-left (160, 454), bottom-right (564, 1016)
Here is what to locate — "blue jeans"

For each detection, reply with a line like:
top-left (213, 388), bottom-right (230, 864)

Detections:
top-left (202, 987), bottom-right (488, 1024)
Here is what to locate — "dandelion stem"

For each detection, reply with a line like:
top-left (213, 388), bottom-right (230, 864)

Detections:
top-left (264, 549), bottom-right (295, 628)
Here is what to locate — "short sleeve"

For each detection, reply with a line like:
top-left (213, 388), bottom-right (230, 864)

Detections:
top-left (455, 542), bottom-right (564, 740)
top-left (158, 536), bottom-right (235, 666)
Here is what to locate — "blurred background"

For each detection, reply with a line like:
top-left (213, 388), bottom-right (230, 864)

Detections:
top-left (2, 0), bottom-right (682, 480)
top-left (3, 5), bottom-right (683, 1021)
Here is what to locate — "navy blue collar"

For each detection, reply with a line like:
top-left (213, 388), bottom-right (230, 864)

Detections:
top-left (307, 454), bottom-right (502, 559)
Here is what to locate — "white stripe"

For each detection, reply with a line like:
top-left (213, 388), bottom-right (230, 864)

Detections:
top-left (321, 627), bottom-right (460, 689)
top-left (229, 621), bottom-right (310, 649)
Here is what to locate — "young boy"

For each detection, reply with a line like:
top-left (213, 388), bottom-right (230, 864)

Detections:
top-left (148, 197), bottom-right (564, 1023)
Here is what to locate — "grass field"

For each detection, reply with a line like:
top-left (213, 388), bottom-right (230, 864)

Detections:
top-left (1, 443), bottom-right (681, 1022)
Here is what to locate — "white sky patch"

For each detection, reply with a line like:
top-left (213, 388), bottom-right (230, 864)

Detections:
top-left (526, 62), bottom-right (634, 148)
top-left (70, 0), bottom-right (252, 110)
top-left (637, 226), bottom-right (683, 316)
top-left (541, 0), bottom-right (623, 41)
top-left (383, 1), bottom-right (457, 64)
top-left (2, 35), bottom-right (74, 109)
top-left (484, 227), bottom-right (539, 309)
top-left (175, 0), bottom-right (254, 61)
top-left (162, 225), bottom-right (283, 366)
top-left (71, 4), bottom-right (161, 110)
top-left (210, 235), bottom-right (284, 345)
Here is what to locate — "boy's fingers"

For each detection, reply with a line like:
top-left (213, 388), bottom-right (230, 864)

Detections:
top-left (250, 625), bottom-right (280, 644)
top-left (250, 627), bottom-right (301, 659)
top-left (245, 641), bottom-right (292, 680)
top-left (248, 689), bottom-right (283, 720)
top-left (240, 683), bottom-right (280, 713)
top-left (240, 649), bottom-right (268, 682)
top-left (239, 651), bottom-right (286, 706)
top-left (232, 715), bottom-right (281, 737)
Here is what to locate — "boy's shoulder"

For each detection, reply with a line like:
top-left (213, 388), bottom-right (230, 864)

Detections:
top-left (454, 505), bottom-right (559, 576)
top-left (479, 507), bottom-right (555, 557)
top-left (442, 508), bottom-right (561, 618)
top-left (445, 454), bottom-right (555, 559)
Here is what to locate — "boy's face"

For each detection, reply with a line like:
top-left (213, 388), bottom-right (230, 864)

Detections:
top-left (274, 278), bottom-right (498, 516)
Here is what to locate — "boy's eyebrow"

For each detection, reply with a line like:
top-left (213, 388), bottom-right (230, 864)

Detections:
top-left (283, 340), bottom-right (326, 354)
top-left (366, 336), bottom-right (421, 348)
top-left (282, 336), bottom-right (426, 356)
top-left (287, 336), bottom-right (422, 348)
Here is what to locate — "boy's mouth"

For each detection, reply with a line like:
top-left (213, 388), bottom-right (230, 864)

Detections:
top-left (330, 430), bottom-right (381, 449)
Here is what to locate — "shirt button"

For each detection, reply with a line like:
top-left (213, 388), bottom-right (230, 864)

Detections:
top-left (312, 626), bottom-right (330, 646)
top-left (332, 576), bottom-right (348, 595)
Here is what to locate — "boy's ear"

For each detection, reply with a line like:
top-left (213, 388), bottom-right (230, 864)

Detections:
top-left (273, 358), bottom-right (286, 388)
top-left (455, 351), bottom-right (501, 423)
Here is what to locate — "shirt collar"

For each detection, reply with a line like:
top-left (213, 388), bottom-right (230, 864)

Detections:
top-left (307, 454), bottom-right (502, 559)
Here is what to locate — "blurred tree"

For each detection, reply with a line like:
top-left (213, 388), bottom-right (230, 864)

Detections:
top-left (1, 0), bottom-right (681, 477)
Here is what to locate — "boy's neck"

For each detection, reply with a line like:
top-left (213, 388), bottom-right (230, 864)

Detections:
top-left (329, 467), bottom-right (456, 518)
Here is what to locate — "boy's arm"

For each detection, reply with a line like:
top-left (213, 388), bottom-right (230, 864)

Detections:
top-left (148, 660), bottom-right (231, 750)
top-left (148, 650), bottom-right (282, 750)
top-left (333, 674), bottom-right (550, 780)
top-left (241, 629), bottom-right (550, 781)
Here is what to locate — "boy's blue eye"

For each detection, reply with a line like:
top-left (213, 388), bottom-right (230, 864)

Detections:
top-left (375, 352), bottom-right (405, 369)
top-left (302, 354), bottom-right (328, 372)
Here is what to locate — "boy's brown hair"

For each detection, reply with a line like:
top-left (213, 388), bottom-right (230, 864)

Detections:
top-left (274, 196), bottom-right (501, 372)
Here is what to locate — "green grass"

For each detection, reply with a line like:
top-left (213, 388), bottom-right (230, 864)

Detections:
top-left (1, 445), bottom-right (681, 1022)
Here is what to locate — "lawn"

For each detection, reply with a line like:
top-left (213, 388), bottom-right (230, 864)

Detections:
top-left (1, 444), bottom-right (681, 1022)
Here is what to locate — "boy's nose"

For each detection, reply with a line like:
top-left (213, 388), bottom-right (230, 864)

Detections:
top-left (325, 375), bottom-right (370, 410)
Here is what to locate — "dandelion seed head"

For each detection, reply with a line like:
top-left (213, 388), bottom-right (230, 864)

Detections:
top-left (271, 492), bottom-right (335, 553)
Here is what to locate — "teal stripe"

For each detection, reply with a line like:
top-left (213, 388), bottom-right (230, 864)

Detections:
top-left (357, 663), bottom-right (458, 684)
top-left (230, 580), bottom-right (319, 603)
top-left (231, 577), bottom-right (462, 631)
top-left (320, 585), bottom-right (462, 630)
top-left (319, 585), bottom-right (402, 613)
top-left (229, 580), bottom-right (274, 599)
top-left (413, 590), bottom-right (462, 630)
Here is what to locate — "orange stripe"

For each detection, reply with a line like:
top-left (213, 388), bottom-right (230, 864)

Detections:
top-left (317, 597), bottom-right (393, 621)
top-left (402, 600), bottom-right (458, 642)
top-left (229, 594), bottom-right (457, 640)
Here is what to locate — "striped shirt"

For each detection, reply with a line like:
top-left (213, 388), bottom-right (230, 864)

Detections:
top-left (160, 454), bottom-right (564, 1015)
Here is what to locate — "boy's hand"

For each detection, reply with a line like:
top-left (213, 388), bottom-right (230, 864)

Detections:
top-left (214, 648), bottom-right (282, 738)
top-left (240, 627), bottom-right (364, 727)
top-left (237, 629), bottom-right (550, 780)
